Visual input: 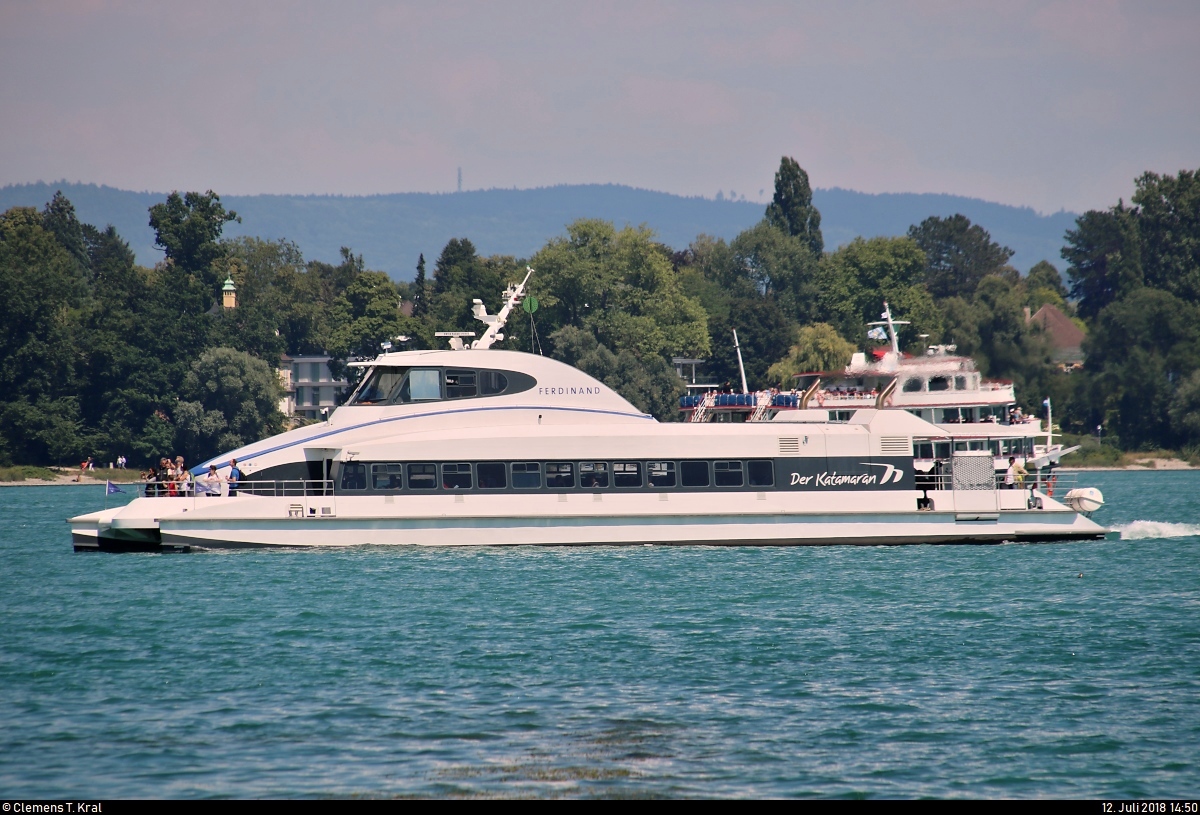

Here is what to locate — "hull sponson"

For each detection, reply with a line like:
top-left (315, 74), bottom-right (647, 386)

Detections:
top-left (158, 510), bottom-right (1106, 549)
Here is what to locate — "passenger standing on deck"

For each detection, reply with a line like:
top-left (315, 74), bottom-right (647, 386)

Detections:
top-left (228, 458), bottom-right (242, 496)
top-left (1005, 457), bottom-right (1018, 489)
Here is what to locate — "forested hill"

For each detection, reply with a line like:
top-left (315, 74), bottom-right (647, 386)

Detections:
top-left (0, 181), bottom-right (1075, 278)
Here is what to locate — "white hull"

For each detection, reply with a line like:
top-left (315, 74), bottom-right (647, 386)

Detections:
top-left (74, 488), bottom-right (1108, 551)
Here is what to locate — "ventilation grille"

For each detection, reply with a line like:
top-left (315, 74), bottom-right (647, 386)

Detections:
top-left (779, 437), bottom-right (800, 455)
top-left (879, 436), bottom-right (912, 454)
top-left (952, 454), bottom-right (995, 491)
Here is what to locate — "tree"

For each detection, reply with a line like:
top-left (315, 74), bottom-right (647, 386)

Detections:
top-left (1078, 289), bottom-right (1200, 448)
top-left (765, 156), bottom-right (823, 256)
top-left (148, 190), bottom-right (240, 285)
top-left (1025, 260), bottom-right (1069, 311)
top-left (908, 214), bottom-right (1015, 300)
top-left (412, 253), bottom-right (428, 317)
top-left (816, 236), bottom-right (941, 346)
top-left (729, 221), bottom-right (820, 323)
top-left (531, 219), bottom-right (710, 359)
top-left (1130, 169), bottom-right (1200, 302)
top-left (1062, 203), bottom-right (1142, 320)
top-left (705, 298), bottom-right (794, 390)
top-left (175, 347), bottom-right (285, 462)
top-left (766, 323), bottom-right (857, 386)
top-left (549, 326), bottom-right (685, 420)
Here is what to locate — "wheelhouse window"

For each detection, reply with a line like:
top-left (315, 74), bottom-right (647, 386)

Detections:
top-left (714, 460), bottom-right (743, 487)
top-left (350, 367), bottom-right (407, 405)
top-left (614, 462), bottom-right (641, 488)
top-left (512, 462), bottom-right (541, 489)
top-left (929, 376), bottom-right (951, 392)
top-left (579, 462), bottom-right (609, 489)
top-left (648, 461), bottom-right (676, 488)
top-left (747, 460), bottom-right (774, 487)
top-left (680, 460), bottom-right (710, 488)
top-left (480, 371), bottom-right (508, 395)
top-left (442, 463), bottom-right (472, 490)
top-left (407, 463), bottom-right (437, 489)
top-left (902, 377), bottom-right (923, 393)
top-left (399, 369), bottom-right (441, 402)
top-left (476, 462), bottom-right (506, 489)
top-left (371, 463), bottom-right (403, 491)
top-left (445, 369), bottom-right (477, 399)
top-left (340, 462), bottom-right (366, 490)
top-left (546, 462), bottom-right (575, 489)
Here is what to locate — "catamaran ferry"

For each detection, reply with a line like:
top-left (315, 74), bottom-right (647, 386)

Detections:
top-left (69, 274), bottom-right (1107, 551)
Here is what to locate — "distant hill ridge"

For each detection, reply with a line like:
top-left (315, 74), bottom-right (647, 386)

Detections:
top-left (0, 181), bottom-right (1078, 280)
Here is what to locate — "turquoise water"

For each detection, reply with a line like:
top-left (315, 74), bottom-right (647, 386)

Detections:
top-left (1, 472), bottom-right (1198, 798)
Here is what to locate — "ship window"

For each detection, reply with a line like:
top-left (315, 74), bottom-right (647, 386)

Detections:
top-left (915, 443), bottom-right (934, 459)
top-left (614, 462), bottom-right (641, 488)
top-left (442, 463), bottom-right (472, 490)
top-left (546, 462), bottom-right (575, 489)
top-left (512, 462), bottom-right (541, 489)
top-left (648, 461), bottom-right (676, 488)
top-left (969, 440), bottom-right (985, 451)
top-left (954, 375), bottom-right (967, 390)
top-left (480, 371), bottom-right (509, 395)
top-left (407, 463), bottom-right (437, 489)
top-left (351, 366), bottom-right (407, 405)
top-left (988, 440), bottom-right (1001, 456)
top-left (747, 460), bottom-right (774, 487)
top-left (714, 460), bottom-right (743, 487)
top-left (476, 462), bottom-right (506, 489)
top-left (371, 463), bottom-right (403, 491)
top-left (929, 376), bottom-right (951, 391)
top-left (902, 377), bottom-right (923, 392)
top-left (445, 369), bottom-right (477, 399)
top-left (407, 369), bottom-right (441, 401)
top-left (340, 462), bottom-right (366, 490)
top-left (681, 461), bottom-right (709, 488)
top-left (954, 441), bottom-right (968, 451)
top-left (934, 442), bottom-right (951, 459)
top-left (579, 462), bottom-right (609, 489)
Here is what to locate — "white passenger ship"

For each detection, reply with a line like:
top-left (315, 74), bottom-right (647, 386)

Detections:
top-left (69, 277), bottom-right (1107, 551)
top-left (682, 304), bottom-right (1078, 473)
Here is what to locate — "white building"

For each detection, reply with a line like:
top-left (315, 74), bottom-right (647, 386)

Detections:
top-left (279, 355), bottom-right (348, 421)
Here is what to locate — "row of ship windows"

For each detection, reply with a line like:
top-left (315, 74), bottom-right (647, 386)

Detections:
top-left (914, 439), bottom-right (1035, 458)
top-left (339, 459), bottom-right (777, 492)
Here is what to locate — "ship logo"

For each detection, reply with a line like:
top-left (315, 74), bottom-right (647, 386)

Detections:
top-left (859, 462), bottom-right (906, 484)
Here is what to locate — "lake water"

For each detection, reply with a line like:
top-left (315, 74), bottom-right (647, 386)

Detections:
top-left (1, 471), bottom-right (1198, 798)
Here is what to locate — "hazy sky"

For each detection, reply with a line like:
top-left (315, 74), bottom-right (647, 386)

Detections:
top-left (2, 1), bottom-right (1196, 213)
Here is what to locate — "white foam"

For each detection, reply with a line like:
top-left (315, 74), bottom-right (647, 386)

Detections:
top-left (1115, 520), bottom-right (1200, 540)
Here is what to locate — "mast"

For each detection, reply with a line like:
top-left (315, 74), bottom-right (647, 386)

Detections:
top-left (466, 267), bottom-right (534, 350)
top-left (867, 302), bottom-right (910, 356)
top-left (733, 329), bottom-right (749, 394)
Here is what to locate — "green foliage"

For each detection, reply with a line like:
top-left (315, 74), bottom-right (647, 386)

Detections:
top-left (549, 326), bottom-right (685, 420)
top-left (1078, 288), bottom-right (1200, 449)
top-left (817, 236), bottom-right (941, 346)
top-left (705, 298), bottom-right (794, 390)
top-left (908, 214), bottom-right (1015, 300)
top-left (148, 190), bottom-right (240, 283)
top-left (0, 465), bottom-right (60, 481)
top-left (175, 347), bottom-right (285, 462)
top-left (530, 220), bottom-right (710, 359)
top-left (1062, 203), bottom-right (1142, 320)
top-left (766, 324), bottom-right (857, 386)
top-left (765, 156), bottom-right (823, 256)
top-left (1168, 370), bottom-right (1200, 447)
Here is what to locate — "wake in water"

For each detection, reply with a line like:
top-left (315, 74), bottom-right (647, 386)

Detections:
top-left (1115, 520), bottom-right (1200, 540)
